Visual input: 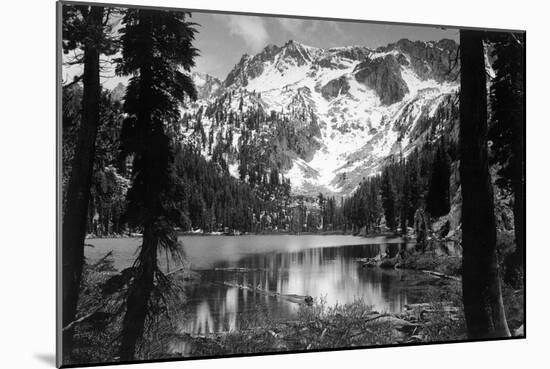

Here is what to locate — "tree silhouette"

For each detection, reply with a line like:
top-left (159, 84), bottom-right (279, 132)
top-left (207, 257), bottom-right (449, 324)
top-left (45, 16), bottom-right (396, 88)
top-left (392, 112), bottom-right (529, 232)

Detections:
top-left (381, 168), bottom-right (396, 231)
top-left (488, 32), bottom-right (525, 288)
top-left (427, 140), bottom-right (451, 218)
top-left (61, 4), bottom-right (117, 361)
top-left (115, 8), bottom-right (198, 360)
top-left (459, 29), bottom-right (510, 339)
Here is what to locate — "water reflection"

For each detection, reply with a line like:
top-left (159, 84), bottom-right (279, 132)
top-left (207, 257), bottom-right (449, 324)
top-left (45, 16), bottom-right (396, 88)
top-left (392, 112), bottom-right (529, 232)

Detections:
top-left (178, 243), bottom-right (413, 336)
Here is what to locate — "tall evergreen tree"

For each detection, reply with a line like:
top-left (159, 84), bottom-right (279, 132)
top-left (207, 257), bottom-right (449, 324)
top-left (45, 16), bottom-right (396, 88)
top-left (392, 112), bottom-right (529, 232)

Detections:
top-left (406, 152), bottom-right (422, 224)
top-left (460, 29), bottom-right (510, 339)
top-left (400, 165), bottom-right (410, 235)
top-left (115, 8), bottom-right (198, 360)
top-left (61, 5), bottom-right (117, 361)
top-left (488, 32), bottom-right (525, 288)
top-left (318, 193), bottom-right (326, 231)
top-left (381, 169), bottom-right (396, 231)
top-left (427, 140), bottom-right (451, 218)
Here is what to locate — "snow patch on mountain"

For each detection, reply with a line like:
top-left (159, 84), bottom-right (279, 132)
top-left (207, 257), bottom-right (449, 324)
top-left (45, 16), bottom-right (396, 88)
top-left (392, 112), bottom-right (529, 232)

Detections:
top-left (183, 39), bottom-right (459, 197)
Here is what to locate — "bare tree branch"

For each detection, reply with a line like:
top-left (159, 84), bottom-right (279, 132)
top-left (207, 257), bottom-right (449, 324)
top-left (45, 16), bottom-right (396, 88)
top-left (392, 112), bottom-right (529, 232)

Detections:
top-left (64, 49), bottom-right (85, 66)
top-left (102, 8), bottom-right (112, 27)
top-left (63, 74), bottom-right (83, 88)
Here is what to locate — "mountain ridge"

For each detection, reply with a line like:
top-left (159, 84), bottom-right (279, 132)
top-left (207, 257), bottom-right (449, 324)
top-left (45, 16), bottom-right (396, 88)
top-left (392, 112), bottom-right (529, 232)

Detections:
top-left (181, 38), bottom-right (459, 197)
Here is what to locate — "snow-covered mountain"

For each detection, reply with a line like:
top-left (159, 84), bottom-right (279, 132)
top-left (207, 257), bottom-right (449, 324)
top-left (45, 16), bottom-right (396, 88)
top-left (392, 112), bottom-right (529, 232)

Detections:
top-left (181, 38), bottom-right (459, 197)
top-left (192, 72), bottom-right (223, 100)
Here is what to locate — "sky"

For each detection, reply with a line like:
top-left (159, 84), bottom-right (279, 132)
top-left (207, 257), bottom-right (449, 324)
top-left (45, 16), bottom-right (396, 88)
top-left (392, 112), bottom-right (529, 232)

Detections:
top-left (61, 9), bottom-right (459, 89)
top-left (191, 11), bottom-right (459, 79)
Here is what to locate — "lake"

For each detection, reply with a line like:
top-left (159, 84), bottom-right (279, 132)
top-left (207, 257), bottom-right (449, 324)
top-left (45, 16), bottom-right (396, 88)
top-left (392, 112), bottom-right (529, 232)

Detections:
top-left (85, 235), bottom-right (423, 339)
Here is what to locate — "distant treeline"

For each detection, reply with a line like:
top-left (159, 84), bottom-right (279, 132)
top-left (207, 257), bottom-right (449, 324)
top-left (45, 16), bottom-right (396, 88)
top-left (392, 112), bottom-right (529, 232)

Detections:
top-left (341, 138), bottom-right (455, 234)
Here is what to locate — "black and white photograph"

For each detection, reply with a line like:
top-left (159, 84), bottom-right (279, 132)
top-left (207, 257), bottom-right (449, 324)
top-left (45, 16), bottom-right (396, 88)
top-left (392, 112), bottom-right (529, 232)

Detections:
top-left (56, 1), bottom-right (525, 367)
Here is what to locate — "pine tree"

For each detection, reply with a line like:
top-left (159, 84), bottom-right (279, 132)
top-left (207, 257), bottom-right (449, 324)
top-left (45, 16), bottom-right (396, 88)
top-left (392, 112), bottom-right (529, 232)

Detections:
top-left (381, 169), bottom-right (396, 231)
top-left (318, 193), bottom-right (325, 231)
top-left (427, 140), bottom-right (451, 218)
top-left (460, 29), bottom-right (510, 339)
top-left (488, 32), bottom-right (525, 288)
top-left (61, 4), bottom-right (118, 360)
top-left (406, 151), bottom-right (422, 224)
top-left (115, 8), bottom-right (198, 360)
top-left (400, 167), bottom-right (410, 235)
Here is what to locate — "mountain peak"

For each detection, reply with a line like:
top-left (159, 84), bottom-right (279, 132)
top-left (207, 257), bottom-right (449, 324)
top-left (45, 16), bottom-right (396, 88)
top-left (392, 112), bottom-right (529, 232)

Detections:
top-left (184, 37), bottom-right (460, 196)
top-left (278, 39), bottom-right (317, 67)
top-left (282, 39), bottom-right (319, 53)
top-left (223, 40), bottom-right (317, 88)
top-left (263, 43), bottom-right (280, 52)
top-left (192, 71), bottom-right (222, 99)
top-left (284, 39), bottom-right (303, 47)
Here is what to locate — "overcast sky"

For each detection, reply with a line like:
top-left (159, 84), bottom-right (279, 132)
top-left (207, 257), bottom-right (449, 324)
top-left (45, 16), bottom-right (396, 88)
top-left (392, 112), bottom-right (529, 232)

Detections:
top-left (192, 11), bottom-right (459, 79)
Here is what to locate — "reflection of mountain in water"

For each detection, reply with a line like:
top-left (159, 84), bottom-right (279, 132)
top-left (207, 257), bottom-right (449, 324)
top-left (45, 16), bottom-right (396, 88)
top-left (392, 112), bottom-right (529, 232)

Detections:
top-left (178, 243), bottom-right (413, 339)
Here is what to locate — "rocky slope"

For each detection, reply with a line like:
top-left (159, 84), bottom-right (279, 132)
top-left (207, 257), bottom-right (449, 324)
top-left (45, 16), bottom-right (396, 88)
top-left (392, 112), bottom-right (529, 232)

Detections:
top-left (181, 39), bottom-right (459, 197)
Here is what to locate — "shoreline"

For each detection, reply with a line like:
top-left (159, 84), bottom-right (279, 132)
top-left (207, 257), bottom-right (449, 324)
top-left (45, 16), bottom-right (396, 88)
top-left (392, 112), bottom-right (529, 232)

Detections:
top-left (85, 231), bottom-right (404, 239)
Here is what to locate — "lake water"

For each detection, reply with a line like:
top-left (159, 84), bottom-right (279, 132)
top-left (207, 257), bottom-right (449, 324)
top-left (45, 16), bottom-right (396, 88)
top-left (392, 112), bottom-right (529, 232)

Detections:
top-left (85, 235), bottom-right (421, 338)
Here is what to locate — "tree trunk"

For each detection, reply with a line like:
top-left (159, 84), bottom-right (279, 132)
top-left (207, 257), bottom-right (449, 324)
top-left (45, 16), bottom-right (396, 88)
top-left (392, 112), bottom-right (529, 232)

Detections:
top-left (119, 14), bottom-right (159, 360)
top-left (119, 228), bottom-right (157, 361)
top-left (61, 6), bottom-right (103, 361)
top-left (505, 41), bottom-right (525, 289)
top-left (459, 30), bottom-right (510, 339)
top-left (504, 177), bottom-right (525, 288)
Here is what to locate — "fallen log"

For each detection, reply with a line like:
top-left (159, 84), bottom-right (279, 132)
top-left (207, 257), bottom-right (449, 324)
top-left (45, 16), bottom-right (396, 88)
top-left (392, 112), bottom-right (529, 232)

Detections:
top-left (221, 282), bottom-right (313, 305)
top-left (92, 251), bottom-right (113, 267)
top-left (421, 270), bottom-right (461, 281)
top-left (62, 301), bottom-right (107, 332)
top-left (214, 267), bottom-right (266, 273)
